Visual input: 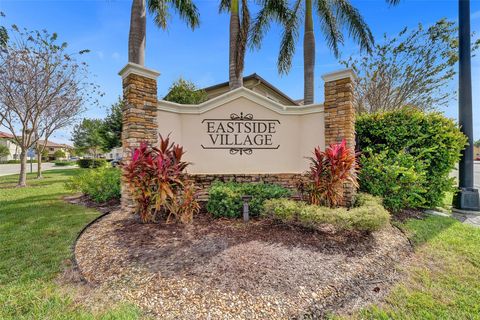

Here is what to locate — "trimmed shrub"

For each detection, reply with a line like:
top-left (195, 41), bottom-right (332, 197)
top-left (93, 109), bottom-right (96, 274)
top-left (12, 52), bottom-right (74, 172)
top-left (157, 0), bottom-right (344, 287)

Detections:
top-left (357, 108), bottom-right (467, 209)
top-left (359, 150), bottom-right (427, 212)
top-left (1, 160), bottom-right (38, 164)
top-left (77, 158), bottom-right (107, 169)
top-left (263, 193), bottom-right (390, 233)
top-left (54, 160), bottom-right (75, 166)
top-left (66, 167), bottom-right (121, 203)
top-left (206, 181), bottom-right (291, 218)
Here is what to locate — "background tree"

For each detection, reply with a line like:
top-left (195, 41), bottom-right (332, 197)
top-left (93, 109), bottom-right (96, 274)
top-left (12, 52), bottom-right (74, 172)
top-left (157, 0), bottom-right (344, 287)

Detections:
top-left (164, 78), bottom-right (208, 104)
top-left (72, 119), bottom-right (104, 158)
top-left (99, 99), bottom-right (123, 151)
top-left (263, 0), bottom-right (399, 105)
top-left (0, 144), bottom-right (9, 159)
top-left (53, 149), bottom-right (66, 160)
top-left (128, 0), bottom-right (200, 65)
top-left (474, 139), bottom-right (480, 148)
top-left (0, 12), bottom-right (7, 48)
top-left (41, 149), bottom-right (49, 161)
top-left (0, 26), bottom-right (96, 186)
top-left (342, 19), bottom-right (480, 113)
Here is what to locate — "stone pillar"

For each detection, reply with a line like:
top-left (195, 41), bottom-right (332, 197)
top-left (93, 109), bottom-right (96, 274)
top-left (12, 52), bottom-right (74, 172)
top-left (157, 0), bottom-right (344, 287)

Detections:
top-left (322, 69), bottom-right (357, 206)
top-left (118, 63), bottom-right (160, 212)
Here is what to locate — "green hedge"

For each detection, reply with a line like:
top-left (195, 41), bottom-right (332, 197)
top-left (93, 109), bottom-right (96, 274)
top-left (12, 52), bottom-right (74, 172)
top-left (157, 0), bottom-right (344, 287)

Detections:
top-left (263, 193), bottom-right (390, 233)
top-left (0, 160), bottom-right (38, 164)
top-left (54, 161), bottom-right (76, 166)
top-left (65, 167), bottom-right (121, 203)
top-left (76, 158), bottom-right (107, 169)
top-left (357, 108), bottom-right (467, 210)
top-left (206, 181), bottom-right (291, 218)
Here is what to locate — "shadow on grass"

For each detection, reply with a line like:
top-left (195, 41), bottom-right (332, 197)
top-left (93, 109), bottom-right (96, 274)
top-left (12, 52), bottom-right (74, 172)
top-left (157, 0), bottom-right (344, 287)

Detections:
top-left (402, 215), bottom-right (458, 247)
top-left (0, 193), bottom-right (69, 211)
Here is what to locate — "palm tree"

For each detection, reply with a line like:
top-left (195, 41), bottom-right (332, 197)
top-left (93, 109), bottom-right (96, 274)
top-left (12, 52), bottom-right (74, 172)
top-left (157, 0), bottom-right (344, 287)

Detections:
top-left (252, 0), bottom-right (399, 105)
top-left (128, 0), bottom-right (200, 66)
top-left (220, 0), bottom-right (250, 89)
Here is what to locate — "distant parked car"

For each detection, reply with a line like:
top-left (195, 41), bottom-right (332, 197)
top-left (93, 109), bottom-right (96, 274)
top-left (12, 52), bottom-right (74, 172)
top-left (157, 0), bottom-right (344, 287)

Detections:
top-left (111, 158), bottom-right (122, 167)
top-left (475, 156), bottom-right (480, 161)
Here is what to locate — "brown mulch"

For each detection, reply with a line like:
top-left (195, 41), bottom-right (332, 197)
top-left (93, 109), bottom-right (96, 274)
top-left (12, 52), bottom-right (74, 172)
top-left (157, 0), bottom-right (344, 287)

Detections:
top-left (75, 211), bottom-right (412, 319)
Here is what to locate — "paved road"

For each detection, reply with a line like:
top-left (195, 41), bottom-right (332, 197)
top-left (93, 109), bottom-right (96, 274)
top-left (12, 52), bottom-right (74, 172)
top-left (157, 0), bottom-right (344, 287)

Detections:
top-left (451, 161), bottom-right (480, 190)
top-left (0, 163), bottom-right (76, 177)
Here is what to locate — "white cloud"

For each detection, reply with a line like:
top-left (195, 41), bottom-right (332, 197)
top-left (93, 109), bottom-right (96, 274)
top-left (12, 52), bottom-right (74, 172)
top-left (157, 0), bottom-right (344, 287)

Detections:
top-left (111, 52), bottom-right (120, 61)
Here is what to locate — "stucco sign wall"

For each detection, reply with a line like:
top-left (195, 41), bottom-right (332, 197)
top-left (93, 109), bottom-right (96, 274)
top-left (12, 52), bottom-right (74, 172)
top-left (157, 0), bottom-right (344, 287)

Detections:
top-left (156, 88), bottom-right (325, 174)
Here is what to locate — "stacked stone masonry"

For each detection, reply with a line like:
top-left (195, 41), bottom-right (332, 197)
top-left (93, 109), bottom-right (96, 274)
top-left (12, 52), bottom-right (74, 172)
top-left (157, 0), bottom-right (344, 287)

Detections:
top-left (121, 73), bottom-right (159, 210)
top-left (323, 76), bottom-right (356, 206)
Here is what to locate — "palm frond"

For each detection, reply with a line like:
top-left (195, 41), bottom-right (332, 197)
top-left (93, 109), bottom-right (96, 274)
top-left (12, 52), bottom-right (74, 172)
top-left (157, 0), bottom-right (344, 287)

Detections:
top-left (219, 0), bottom-right (230, 13)
top-left (250, 0), bottom-right (289, 49)
top-left (147, 0), bottom-right (169, 30)
top-left (334, 0), bottom-right (374, 53)
top-left (277, 0), bottom-right (301, 74)
top-left (169, 0), bottom-right (200, 29)
top-left (316, 0), bottom-right (343, 57)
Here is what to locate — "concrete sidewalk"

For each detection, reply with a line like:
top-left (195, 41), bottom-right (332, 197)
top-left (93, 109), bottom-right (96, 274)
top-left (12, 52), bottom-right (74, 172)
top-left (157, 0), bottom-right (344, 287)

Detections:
top-left (0, 163), bottom-right (76, 177)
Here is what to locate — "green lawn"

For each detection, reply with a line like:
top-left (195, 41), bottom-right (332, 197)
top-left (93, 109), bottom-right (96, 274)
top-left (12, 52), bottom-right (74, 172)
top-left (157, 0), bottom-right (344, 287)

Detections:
top-left (0, 169), bottom-right (140, 320)
top-left (1, 170), bottom-right (479, 319)
top-left (348, 215), bottom-right (480, 320)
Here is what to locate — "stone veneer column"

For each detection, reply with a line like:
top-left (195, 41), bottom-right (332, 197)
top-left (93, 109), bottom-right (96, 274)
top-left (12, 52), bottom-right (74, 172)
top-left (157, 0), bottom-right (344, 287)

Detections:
top-left (322, 69), bottom-right (357, 206)
top-left (118, 63), bottom-right (160, 212)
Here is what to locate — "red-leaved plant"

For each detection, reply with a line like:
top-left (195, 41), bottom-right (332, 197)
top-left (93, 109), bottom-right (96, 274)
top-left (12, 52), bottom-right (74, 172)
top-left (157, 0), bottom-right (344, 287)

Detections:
top-left (306, 139), bottom-right (358, 207)
top-left (124, 134), bottom-right (199, 223)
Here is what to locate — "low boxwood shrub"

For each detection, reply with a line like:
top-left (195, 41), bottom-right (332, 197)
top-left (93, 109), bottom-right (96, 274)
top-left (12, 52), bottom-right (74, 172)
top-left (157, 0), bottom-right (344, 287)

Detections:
top-left (206, 181), bottom-right (291, 218)
top-left (66, 167), bottom-right (121, 202)
top-left (54, 160), bottom-right (75, 166)
top-left (263, 193), bottom-right (390, 233)
top-left (357, 108), bottom-right (467, 209)
top-left (76, 158), bottom-right (107, 169)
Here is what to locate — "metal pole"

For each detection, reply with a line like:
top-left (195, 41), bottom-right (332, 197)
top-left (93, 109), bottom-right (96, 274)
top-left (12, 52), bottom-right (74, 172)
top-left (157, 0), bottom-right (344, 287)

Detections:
top-left (455, 0), bottom-right (480, 211)
top-left (458, 0), bottom-right (474, 189)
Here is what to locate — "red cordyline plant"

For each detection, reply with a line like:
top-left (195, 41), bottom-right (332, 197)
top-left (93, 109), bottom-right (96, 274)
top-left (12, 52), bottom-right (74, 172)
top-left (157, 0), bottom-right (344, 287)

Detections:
top-left (306, 139), bottom-right (358, 208)
top-left (124, 135), bottom-right (199, 223)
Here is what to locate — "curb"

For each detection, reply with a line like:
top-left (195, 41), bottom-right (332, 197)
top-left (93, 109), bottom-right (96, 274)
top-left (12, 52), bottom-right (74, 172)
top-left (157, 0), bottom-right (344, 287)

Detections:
top-left (71, 210), bottom-right (112, 283)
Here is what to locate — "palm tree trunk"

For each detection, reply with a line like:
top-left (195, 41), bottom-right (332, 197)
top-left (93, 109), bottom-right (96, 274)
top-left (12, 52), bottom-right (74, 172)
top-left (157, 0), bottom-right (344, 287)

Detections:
top-left (303, 0), bottom-right (315, 105)
top-left (229, 0), bottom-right (243, 89)
top-left (128, 0), bottom-right (146, 65)
top-left (18, 148), bottom-right (27, 187)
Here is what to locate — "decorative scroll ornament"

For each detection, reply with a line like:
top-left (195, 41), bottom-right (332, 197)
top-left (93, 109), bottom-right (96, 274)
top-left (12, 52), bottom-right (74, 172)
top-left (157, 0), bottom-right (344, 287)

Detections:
top-left (229, 148), bottom-right (253, 155)
top-left (230, 112), bottom-right (253, 121)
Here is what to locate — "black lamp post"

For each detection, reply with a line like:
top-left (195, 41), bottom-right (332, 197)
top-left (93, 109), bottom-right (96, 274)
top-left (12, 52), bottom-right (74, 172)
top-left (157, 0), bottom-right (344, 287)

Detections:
top-left (455, 0), bottom-right (480, 211)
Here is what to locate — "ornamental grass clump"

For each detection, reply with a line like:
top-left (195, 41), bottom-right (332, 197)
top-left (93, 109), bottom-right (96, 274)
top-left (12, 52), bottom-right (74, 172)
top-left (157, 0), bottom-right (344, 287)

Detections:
top-left (306, 139), bottom-right (358, 207)
top-left (124, 135), bottom-right (199, 224)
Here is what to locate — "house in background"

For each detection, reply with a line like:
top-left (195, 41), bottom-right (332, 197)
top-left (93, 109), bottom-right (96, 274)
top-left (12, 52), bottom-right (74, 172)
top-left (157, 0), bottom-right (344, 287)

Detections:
top-left (0, 131), bottom-right (20, 162)
top-left (38, 140), bottom-right (73, 161)
top-left (194, 73), bottom-right (302, 106)
top-left (102, 146), bottom-right (123, 160)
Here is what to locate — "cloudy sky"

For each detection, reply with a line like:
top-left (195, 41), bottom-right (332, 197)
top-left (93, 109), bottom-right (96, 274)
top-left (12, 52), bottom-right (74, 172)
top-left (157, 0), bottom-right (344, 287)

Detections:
top-left (1, 0), bottom-right (479, 144)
